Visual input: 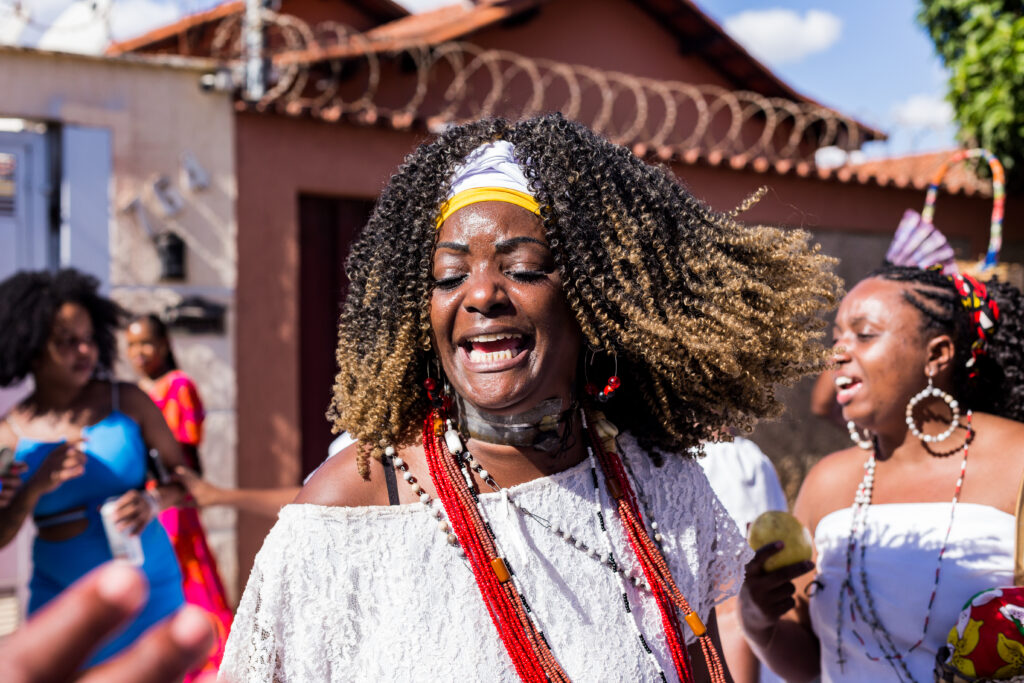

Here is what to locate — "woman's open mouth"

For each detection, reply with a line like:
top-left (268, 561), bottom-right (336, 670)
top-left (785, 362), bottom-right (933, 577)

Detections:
top-left (835, 375), bottom-right (862, 406)
top-left (457, 332), bottom-right (532, 371)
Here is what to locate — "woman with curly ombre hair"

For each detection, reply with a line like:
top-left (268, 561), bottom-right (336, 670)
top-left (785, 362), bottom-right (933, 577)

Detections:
top-left (222, 114), bottom-right (841, 683)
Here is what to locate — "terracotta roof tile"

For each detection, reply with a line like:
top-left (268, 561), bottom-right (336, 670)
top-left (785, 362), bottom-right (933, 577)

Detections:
top-left (834, 150), bottom-right (990, 195)
top-left (781, 149), bottom-right (989, 197)
top-left (105, 1), bottom-right (244, 56)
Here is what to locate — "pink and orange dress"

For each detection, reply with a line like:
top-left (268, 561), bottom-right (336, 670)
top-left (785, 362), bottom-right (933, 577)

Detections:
top-left (149, 370), bottom-right (232, 680)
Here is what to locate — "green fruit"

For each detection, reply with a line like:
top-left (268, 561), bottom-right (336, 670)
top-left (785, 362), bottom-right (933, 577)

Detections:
top-left (747, 511), bottom-right (813, 572)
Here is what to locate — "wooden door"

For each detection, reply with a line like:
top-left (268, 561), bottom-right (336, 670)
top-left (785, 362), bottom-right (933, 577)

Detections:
top-left (298, 195), bottom-right (374, 478)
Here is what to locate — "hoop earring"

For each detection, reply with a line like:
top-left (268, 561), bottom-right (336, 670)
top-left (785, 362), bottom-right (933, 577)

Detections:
top-left (424, 357), bottom-right (446, 407)
top-left (847, 421), bottom-right (873, 450)
top-left (905, 373), bottom-right (960, 443)
top-left (583, 350), bottom-right (621, 403)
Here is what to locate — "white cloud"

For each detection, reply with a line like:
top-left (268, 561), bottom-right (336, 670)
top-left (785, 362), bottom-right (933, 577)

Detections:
top-left (891, 93), bottom-right (954, 129)
top-left (814, 146), bottom-right (847, 168)
top-left (723, 8), bottom-right (842, 66)
top-left (3, 0), bottom-right (183, 53)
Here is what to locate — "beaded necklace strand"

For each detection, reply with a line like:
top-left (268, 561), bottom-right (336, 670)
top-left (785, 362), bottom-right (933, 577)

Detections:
top-left (416, 407), bottom-right (728, 683)
top-left (585, 415), bottom-right (727, 683)
top-left (465, 420), bottom-right (670, 681)
top-left (423, 412), bottom-right (567, 682)
top-left (835, 411), bottom-right (973, 683)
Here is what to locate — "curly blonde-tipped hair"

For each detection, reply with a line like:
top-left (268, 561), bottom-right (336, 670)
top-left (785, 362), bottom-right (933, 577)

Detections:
top-left (329, 114), bottom-right (842, 477)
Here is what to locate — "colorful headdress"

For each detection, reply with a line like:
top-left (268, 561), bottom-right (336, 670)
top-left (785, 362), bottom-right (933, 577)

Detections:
top-left (886, 210), bottom-right (958, 273)
top-left (437, 140), bottom-right (541, 227)
top-left (949, 271), bottom-right (1001, 376)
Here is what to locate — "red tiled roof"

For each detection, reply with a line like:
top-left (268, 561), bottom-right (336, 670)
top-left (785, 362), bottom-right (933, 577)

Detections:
top-left (656, 148), bottom-right (989, 197)
top-left (106, 1), bottom-right (244, 56)
top-left (105, 0), bottom-right (409, 56)
top-left (275, 0), bottom-right (544, 64)
top-left (829, 150), bottom-right (989, 196)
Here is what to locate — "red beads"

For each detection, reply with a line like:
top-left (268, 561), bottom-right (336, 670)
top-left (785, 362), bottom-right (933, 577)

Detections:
top-left (584, 383), bottom-right (598, 396)
top-left (597, 375), bottom-right (621, 402)
top-left (424, 377), bottom-right (440, 405)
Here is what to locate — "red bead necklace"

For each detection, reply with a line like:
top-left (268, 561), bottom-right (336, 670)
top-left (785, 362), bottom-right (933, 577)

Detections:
top-left (422, 406), bottom-right (728, 683)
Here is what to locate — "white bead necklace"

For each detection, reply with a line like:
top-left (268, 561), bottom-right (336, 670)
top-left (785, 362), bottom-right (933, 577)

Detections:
top-left (835, 411), bottom-right (972, 681)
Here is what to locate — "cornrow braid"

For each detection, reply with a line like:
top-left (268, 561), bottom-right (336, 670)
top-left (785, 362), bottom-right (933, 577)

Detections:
top-left (871, 264), bottom-right (1024, 422)
top-left (329, 114), bottom-right (842, 477)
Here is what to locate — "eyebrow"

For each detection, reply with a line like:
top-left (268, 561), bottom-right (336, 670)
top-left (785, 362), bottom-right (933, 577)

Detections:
top-left (435, 241), bottom-right (470, 253)
top-left (495, 236), bottom-right (548, 253)
top-left (434, 236), bottom-right (549, 255)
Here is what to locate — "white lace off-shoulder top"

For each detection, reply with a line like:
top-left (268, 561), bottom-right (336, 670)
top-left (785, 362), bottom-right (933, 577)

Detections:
top-left (219, 433), bottom-right (751, 682)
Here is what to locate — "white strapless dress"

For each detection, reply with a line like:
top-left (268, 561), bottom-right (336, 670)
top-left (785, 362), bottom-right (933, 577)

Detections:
top-left (809, 503), bottom-right (1014, 682)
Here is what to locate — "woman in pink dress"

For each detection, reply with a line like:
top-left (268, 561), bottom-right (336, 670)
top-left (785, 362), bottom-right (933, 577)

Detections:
top-left (126, 314), bottom-right (232, 680)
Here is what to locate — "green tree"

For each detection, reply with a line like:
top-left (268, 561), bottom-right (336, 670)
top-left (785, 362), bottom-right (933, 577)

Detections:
top-left (918, 0), bottom-right (1024, 190)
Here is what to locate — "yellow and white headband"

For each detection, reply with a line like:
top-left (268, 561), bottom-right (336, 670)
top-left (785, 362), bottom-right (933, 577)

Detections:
top-left (437, 140), bottom-right (541, 227)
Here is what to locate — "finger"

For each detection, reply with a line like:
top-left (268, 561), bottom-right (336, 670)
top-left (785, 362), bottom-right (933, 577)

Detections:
top-left (0, 475), bottom-right (22, 491)
top-left (79, 606), bottom-right (214, 683)
top-left (174, 467), bottom-right (198, 485)
top-left (58, 465), bottom-right (86, 482)
top-left (63, 453), bottom-right (87, 470)
top-left (760, 581), bottom-right (797, 605)
top-left (114, 490), bottom-right (140, 508)
top-left (760, 597), bottom-right (797, 621)
top-left (746, 541), bottom-right (785, 575)
top-left (749, 557), bottom-right (814, 582)
top-left (0, 563), bottom-right (147, 682)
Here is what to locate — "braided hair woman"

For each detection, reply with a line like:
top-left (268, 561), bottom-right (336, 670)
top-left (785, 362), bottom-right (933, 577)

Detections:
top-left (740, 264), bottom-right (1024, 682)
top-left (221, 115), bottom-right (841, 682)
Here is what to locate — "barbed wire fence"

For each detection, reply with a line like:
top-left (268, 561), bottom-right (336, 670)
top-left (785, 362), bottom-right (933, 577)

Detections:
top-left (207, 8), bottom-right (869, 165)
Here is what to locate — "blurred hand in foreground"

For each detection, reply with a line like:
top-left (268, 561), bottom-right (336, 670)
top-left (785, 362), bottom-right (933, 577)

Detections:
top-left (0, 561), bottom-right (214, 683)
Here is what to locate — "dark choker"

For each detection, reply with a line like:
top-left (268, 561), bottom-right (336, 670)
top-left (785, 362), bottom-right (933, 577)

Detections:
top-left (454, 395), bottom-right (575, 452)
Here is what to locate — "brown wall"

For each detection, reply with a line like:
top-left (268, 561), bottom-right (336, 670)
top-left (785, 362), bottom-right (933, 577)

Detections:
top-left (470, 0), bottom-right (735, 88)
top-left (235, 112), bottom-right (425, 575)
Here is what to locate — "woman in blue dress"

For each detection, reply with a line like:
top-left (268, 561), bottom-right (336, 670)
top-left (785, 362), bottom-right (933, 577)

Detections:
top-left (0, 268), bottom-right (187, 668)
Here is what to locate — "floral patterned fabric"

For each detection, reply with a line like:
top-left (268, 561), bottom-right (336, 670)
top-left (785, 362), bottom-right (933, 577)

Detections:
top-left (945, 586), bottom-right (1024, 680)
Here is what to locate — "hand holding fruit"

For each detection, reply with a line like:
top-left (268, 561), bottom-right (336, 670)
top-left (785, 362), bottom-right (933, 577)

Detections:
top-left (748, 511), bottom-right (813, 571)
top-left (739, 511), bottom-right (816, 637)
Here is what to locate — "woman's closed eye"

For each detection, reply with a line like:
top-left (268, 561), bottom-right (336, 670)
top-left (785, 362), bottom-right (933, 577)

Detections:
top-left (433, 274), bottom-right (468, 291)
top-left (505, 269), bottom-right (548, 283)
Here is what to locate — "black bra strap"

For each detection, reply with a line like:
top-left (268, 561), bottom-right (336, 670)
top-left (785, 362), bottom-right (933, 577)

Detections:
top-left (382, 455), bottom-right (400, 506)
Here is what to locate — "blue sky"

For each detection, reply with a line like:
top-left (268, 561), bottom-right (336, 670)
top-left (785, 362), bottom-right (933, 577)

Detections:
top-left (1, 0), bottom-right (958, 159)
top-left (698, 0), bottom-right (957, 158)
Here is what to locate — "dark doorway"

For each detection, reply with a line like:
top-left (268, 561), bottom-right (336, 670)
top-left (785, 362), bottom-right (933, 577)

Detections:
top-left (298, 194), bottom-right (374, 478)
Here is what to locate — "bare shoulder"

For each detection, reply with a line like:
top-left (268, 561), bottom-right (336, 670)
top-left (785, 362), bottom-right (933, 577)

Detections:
top-left (970, 412), bottom-right (1024, 447)
top-left (295, 442), bottom-right (392, 508)
top-left (794, 446), bottom-right (867, 533)
top-left (963, 412), bottom-right (1024, 511)
top-left (115, 381), bottom-right (154, 409)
